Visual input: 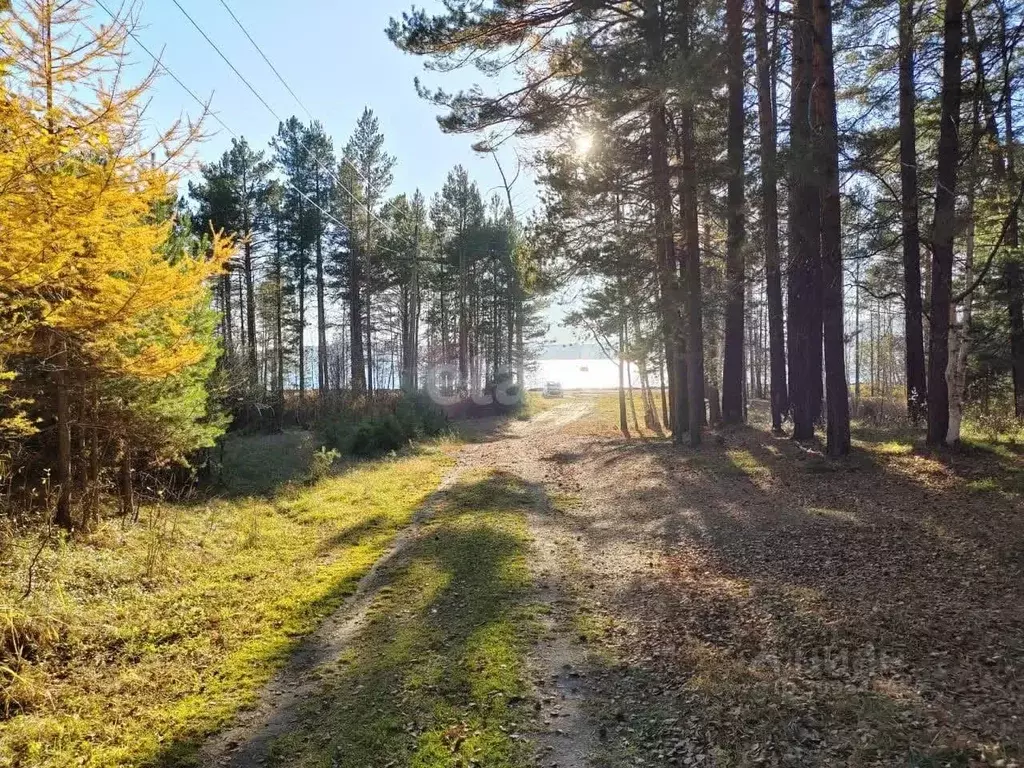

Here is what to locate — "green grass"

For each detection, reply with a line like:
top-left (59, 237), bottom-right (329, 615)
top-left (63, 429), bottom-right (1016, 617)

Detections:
top-left (0, 437), bottom-right (453, 768)
top-left (573, 391), bottom-right (666, 438)
top-left (514, 390), bottom-right (559, 421)
top-left (264, 470), bottom-right (539, 768)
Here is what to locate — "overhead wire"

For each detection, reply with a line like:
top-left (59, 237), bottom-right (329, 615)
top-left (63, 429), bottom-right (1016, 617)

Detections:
top-left (94, 0), bottom-right (355, 242)
top-left (96, 0), bottom-right (460, 270)
top-left (173, 0), bottom-right (413, 251)
top-left (214, 0), bottom-right (408, 224)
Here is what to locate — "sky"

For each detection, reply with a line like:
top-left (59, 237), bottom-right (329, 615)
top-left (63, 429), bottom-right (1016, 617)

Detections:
top-left (116, 0), bottom-right (579, 344)
top-left (126, 0), bottom-right (536, 217)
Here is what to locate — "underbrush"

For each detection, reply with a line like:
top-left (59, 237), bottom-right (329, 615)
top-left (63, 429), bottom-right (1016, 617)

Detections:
top-left (0, 443), bottom-right (453, 768)
top-left (319, 391), bottom-right (450, 458)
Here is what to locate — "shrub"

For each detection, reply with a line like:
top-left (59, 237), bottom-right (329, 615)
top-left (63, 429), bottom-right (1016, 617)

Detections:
top-left (306, 448), bottom-right (339, 485)
top-left (317, 393), bottom-right (449, 460)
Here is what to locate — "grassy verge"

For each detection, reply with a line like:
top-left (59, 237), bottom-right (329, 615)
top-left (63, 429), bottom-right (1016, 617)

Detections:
top-left (0, 435), bottom-right (453, 768)
top-left (265, 470), bottom-right (539, 768)
top-left (516, 391), bottom-right (560, 420)
top-left (569, 391), bottom-right (667, 438)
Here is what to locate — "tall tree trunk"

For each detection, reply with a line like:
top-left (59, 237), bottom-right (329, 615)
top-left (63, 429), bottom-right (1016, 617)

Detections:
top-left (221, 272), bottom-right (234, 358)
top-left (787, 0), bottom-right (821, 440)
top-left (721, 0), bottom-right (746, 425)
top-left (679, 0), bottom-right (706, 445)
top-left (1001, 13), bottom-right (1023, 418)
top-left (244, 240), bottom-right (258, 383)
top-left (315, 174), bottom-right (328, 396)
top-left (814, 0), bottom-right (851, 456)
top-left (619, 289), bottom-right (630, 438)
top-left (948, 138), bottom-right (976, 446)
top-left (645, 0), bottom-right (687, 438)
top-left (899, 0), bottom-right (928, 421)
top-left (926, 0), bottom-right (964, 444)
top-left (759, 6), bottom-right (787, 433)
top-left (274, 230), bottom-right (285, 432)
top-left (459, 239), bottom-right (469, 394)
top-left (350, 241), bottom-right (366, 391)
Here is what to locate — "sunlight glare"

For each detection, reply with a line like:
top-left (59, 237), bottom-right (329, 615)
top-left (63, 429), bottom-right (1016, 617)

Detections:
top-left (574, 131), bottom-right (594, 157)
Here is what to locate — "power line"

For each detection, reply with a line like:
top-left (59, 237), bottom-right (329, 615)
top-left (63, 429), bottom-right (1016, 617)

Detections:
top-left (169, 0), bottom-right (283, 125)
top-left (215, 0), bottom-right (314, 123)
top-left (96, 0), bottom-right (432, 267)
top-left (173, 0), bottom-right (409, 248)
top-left (214, 0), bottom-right (405, 223)
top-left (94, 0), bottom-right (353, 239)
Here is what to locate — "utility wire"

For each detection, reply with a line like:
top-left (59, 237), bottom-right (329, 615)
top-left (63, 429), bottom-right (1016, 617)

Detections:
top-left (215, 0), bottom-right (406, 223)
top-left (94, 0), bottom-right (352, 240)
top-left (173, 0), bottom-right (410, 249)
top-left (96, 0), bottom-right (437, 266)
top-left (215, 0), bottom-right (315, 123)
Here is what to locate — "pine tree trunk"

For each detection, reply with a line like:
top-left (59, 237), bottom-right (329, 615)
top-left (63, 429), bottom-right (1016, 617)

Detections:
top-left (315, 174), bottom-right (328, 397)
top-left (645, 0), bottom-right (686, 439)
top-left (222, 272), bottom-right (234, 358)
top-left (350, 241), bottom-right (366, 392)
top-left (948, 152), bottom-right (975, 446)
top-left (721, 0), bottom-right (746, 425)
top-left (756, 0), bottom-right (787, 432)
top-left (679, 0), bottom-right (706, 445)
top-left (297, 246), bottom-right (307, 407)
top-left (244, 239), bottom-right (258, 384)
top-left (899, 0), bottom-right (928, 421)
top-left (926, 0), bottom-right (964, 444)
top-left (814, 0), bottom-right (851, 456)
top-left (274, 223), bottom-right (285, 432)
top-left (1002, 28), bottom-right (1023, 419)
top-left (787, 0), bottom-right (821, 440)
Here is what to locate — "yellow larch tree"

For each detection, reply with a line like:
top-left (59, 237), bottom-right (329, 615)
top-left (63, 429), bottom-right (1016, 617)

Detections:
top-left (0, 0), bottom-right (231, 528)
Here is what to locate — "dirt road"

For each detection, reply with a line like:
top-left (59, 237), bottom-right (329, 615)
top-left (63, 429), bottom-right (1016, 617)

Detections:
top-left (204, 396), bottom-right (1024, 767)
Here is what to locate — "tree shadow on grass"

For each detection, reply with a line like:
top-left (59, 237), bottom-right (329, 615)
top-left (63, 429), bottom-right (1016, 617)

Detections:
top-left (261, 471), bottom-right (540, 768)
top-left (148, 471), bottom-right (545, 768)
top-left (568, 417), bottom-right (1023, 765)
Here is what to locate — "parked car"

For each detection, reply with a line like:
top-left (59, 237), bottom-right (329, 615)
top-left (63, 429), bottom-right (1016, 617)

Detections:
top-left (543, 381), bottom-right (564, 398)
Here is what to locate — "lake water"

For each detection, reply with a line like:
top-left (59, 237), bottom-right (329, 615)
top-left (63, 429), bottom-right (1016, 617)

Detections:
top-left (526, 358), bottom-right (661, 390)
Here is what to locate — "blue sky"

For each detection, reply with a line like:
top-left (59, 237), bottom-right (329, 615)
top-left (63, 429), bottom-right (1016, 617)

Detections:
top-left (116, 0), bottom-right (577, 344)
top-left (125, 0), bottom-right (536, 217)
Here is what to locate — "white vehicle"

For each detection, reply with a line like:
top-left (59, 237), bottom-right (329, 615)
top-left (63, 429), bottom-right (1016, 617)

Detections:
top-left (543, 381), bottom-right (564, 398)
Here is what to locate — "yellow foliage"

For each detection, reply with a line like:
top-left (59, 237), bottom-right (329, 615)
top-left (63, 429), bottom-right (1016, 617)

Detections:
top-left (0, 1), bottom-right (231, 511)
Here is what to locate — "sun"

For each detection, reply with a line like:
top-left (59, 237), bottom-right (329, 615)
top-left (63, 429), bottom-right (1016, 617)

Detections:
top-left (574, 131), bottom-right (594, 157)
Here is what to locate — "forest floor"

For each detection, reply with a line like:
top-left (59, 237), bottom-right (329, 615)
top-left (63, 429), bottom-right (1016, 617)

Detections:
top-left (3, 395), bottom-right (1022, 767)
top-left (205, 393), bottom-right (1022, 768)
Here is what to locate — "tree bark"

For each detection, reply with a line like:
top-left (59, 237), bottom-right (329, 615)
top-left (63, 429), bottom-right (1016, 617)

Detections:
top-left (788, 0), bottom-right (822, 440)
top-left (899, 0), bottom-right (928, 421)
top-left (813, 0), bottom-right (851, 456)
top-left (926, 0), bottom-right (964, 444)
top-left (755, 0), bottom-right (788, 433)
top-left (679, 0), bottom-right (706, 444)
top-left (350, 241), bottom-right (366, 391)
top-left (644, 0), bottom-right (687, 438)
top-left (721, 0), bottom-right (746, 425)
top-left (948, 147), bottom-right (975, 446)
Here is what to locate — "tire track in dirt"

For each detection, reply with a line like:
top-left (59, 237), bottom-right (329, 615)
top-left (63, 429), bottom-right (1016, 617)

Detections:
top-left (202, 399), bottom-right (599, 767)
